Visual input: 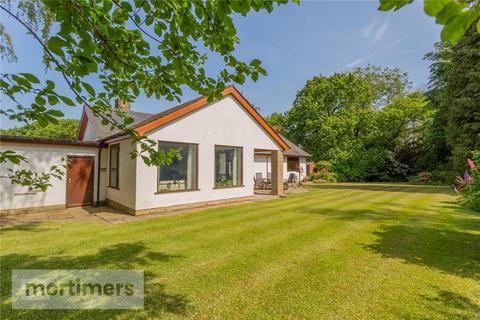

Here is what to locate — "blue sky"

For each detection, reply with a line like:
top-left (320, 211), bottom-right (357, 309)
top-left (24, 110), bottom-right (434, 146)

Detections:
top-left (1, 1), bottom-right (442, 129)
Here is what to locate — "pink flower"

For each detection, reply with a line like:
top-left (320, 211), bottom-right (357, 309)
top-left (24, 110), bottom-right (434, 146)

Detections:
top-left (467, 159), bottom-right (476, 170)
top-left (464, 170), bottom-right (473, 184)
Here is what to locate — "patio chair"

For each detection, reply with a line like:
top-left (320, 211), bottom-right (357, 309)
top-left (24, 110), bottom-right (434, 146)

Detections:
top-left (254, 172), bottom-right (265, 189)
top-left (287, 173), bottom-right (297, 188)
top-left (263, 172), bottom-right (272, 189)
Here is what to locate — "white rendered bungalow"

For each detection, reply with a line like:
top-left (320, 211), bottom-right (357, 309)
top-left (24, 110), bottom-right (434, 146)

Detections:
top-left (0, 86), bottom-right (309, 215)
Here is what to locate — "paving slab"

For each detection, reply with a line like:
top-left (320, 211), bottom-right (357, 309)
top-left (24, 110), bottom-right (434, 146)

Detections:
top-left (0, 193), bottom-right (282, 227)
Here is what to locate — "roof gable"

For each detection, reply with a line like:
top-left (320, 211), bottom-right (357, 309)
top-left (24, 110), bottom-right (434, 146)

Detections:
top-left (76, 86), bottom-right (289, 151)
top-left (76, 107), bottom-right (153, 141)
top-left (133, 86), bottom-right (289, 151)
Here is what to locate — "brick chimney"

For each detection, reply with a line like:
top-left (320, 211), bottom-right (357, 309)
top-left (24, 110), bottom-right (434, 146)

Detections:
top-left (115, 99), bottom-right (131, 112)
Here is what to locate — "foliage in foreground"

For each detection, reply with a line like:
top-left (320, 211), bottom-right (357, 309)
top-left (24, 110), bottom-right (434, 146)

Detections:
top-left (379, 0), bottom-right (480, 43)
top-left (0, 119), bottom-right (79, 140)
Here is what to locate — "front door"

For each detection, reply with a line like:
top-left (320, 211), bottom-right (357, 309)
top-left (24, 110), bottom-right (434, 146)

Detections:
top-left (66, 156), bottom-right (94, 208)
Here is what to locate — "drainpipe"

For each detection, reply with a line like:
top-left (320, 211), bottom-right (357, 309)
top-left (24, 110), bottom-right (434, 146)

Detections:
top-left (96, 143), bottom-right (102, 207)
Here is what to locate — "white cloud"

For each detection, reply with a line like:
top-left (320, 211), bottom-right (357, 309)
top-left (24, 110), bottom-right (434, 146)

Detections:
top-left (360, 16), bottom-right (390, 43)
top-left (361, 19), bottom-right (377, 38)
top-left (343, 54), bottom-right (376, 69)
top-left (344, 59), bottom-right (364, 68)
top-left (372, 18), bottom-right (389, 43)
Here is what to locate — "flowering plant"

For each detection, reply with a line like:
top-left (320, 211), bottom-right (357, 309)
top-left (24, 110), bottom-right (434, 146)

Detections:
top-left (455, 151), bottom-right (480, 211)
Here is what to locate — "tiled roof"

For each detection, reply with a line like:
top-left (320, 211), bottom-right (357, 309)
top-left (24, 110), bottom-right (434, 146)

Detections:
top-left (280, 135), bottom-right (311, 157)
top-left (84, 107), bottom-right (153, 140)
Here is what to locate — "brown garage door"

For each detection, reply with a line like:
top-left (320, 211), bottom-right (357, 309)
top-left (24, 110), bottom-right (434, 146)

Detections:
top-left (66, 156), bottom-right (94, 208)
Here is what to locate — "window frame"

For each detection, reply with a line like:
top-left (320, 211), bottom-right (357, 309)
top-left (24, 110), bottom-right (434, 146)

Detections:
top-left (213, 144), bottom-right (244, 189)
top-left (108, 143), bottom-right (120, 189)
top-left (155, 140), bottom-right (199, 194)
top-left (287, 157), bottom-right (300, 172)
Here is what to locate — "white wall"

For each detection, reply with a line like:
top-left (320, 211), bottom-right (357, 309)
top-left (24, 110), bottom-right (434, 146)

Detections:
top-left (253, 154), bottom-right (271, 180)
top-left (82, 118), bottom-right (97, 141)
top-left (105, 138), bottom-right (136, 209)
top-left (299, 157), bottom-right (307, 181)
top-left (283, 157), bottom-right (307, 181)
top-left (0, 143), bottom-right (99, 210)
top-left (134, 95), bottom-right (282, 210)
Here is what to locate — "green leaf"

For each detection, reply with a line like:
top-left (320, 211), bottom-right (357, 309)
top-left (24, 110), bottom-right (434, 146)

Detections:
top-left (250, 59), bottom-right (262, 67)
top-left (154, 23), bottom-right (163, 36)
top-left (435, 1), bottom-right (463, 24)
top-left (124, 116), bottom-right (134, 125)
top-left (35, 96), bottom-right (46, 106)
top-left (21, 73), bottom-right (40, 84)
top-left (121, 1), bottom-right (133, 12)
top-left (378, 0), bottom-right (413, 11)
top-left (441, 12), bottom-right (475, 43)
top-left (46, 80), bottom-right (55, 91)
top-left (112, 8), bottom-right (128, 24)
top-left (424, 0), bottom-right (448, 17)
top-left (47, 109), bottom-right (64, 117)
top-left (47, 37), bottom-right (66, 57)
top-left (82, 82), bottom-right (96, 96)
top-left (47, 95), bottom-right (59, 105)
top-left (59, 95), bottom-right (75, 106)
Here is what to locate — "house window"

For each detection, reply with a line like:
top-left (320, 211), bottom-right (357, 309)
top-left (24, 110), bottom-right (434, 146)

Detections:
top-left (215, 146), bottom-right (242, 188)
top-left (287, 157), bottom-right (299, 171)
top-left (109, 144), bottom-right (120, 188)
top-left (157, 141), bottom-right (198, 192)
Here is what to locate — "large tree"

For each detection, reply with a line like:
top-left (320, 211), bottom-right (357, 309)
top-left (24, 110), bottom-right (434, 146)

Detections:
top-left (421, 42), bottom-right (453, 169)
top-left (0, 119), bottom-right (79, 139)
top-left (422, 23), bottom-right (480, 173)
top-left (281, 67), bottom-right (431, 181)
top-left (351, 65), bottom-right (411, 109)
top-left (444, 24), bottom-right (480, 171)
top-left (284, 72), bottom-right (372, 147)
top-left (0, 0), bottom-right (292, 188)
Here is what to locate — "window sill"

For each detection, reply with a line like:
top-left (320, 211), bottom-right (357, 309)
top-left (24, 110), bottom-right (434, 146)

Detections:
top-left (108, 186), bottom-right (120, 190)
top-left (213, 185), bottom-right (245, 190)
top-left (155, 189), bottom-right (200, 195)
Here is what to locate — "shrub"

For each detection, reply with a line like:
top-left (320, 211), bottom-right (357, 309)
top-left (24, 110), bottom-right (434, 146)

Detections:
top-left (307, 163), bottom-right (337, 183)
top-left (307, 173), bottom-right (336, 183)
top-left (432, 170), bottom-right (457, 185)
top-left (316, 160), bottom-right (333, 172)
top-left (408, 171), bottom-right (435, 184)
top-left (407, 171), bottom-right (455, 185)
top-left (455, 151), bottom-right (480, 211)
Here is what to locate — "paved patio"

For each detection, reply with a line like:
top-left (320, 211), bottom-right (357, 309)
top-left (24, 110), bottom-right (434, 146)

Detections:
top-left (0, 193), bottom-right (279, 227)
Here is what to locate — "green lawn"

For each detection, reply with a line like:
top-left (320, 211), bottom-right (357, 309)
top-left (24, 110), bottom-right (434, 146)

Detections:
top-left (2, 183), bottom-right (480, 319)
